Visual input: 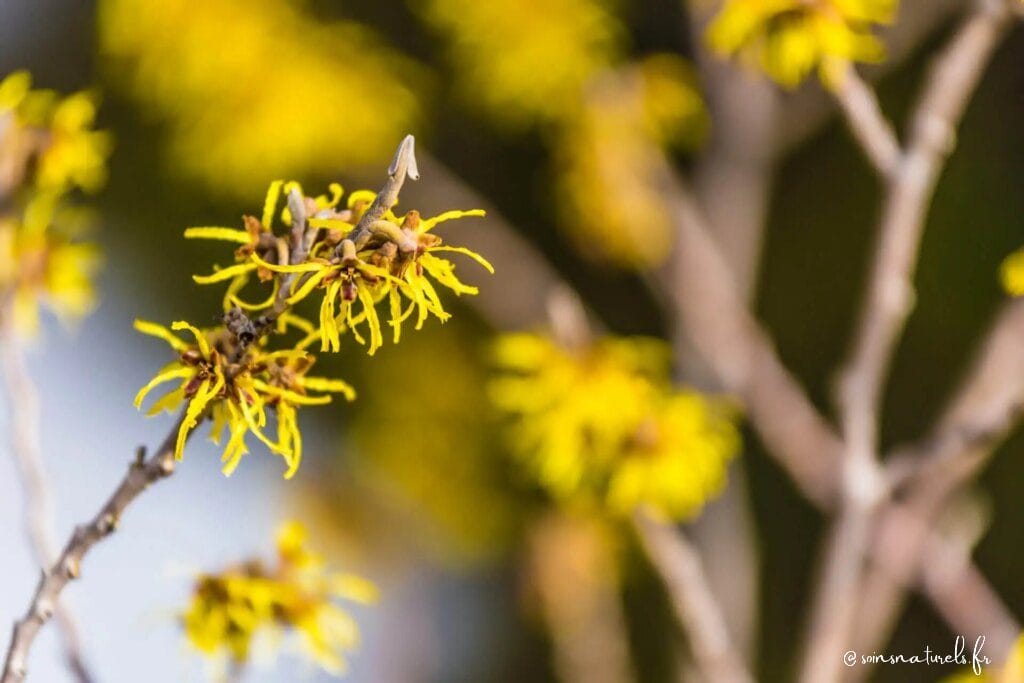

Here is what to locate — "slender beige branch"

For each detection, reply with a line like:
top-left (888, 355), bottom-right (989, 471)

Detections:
top-left (0, 318), bottom-right (94, 683)
top-left (1, 413), bottom-right (187, 683)
top-left (633, 511), bottom-right (754, 683)
top-left (831, 67), bottom-right (902, 177)
top-left (667, 179), bottom-right (843, 506)
top-left (847, 297), bottom-right (1024, 677)
top-left (528, 513), bottom-right (634, 683)
top-left (801, 5), bottom-right (1015, 681)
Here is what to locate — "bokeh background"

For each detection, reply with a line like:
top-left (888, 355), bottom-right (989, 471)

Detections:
top-left (1, 1), bottom-right (1023, 681)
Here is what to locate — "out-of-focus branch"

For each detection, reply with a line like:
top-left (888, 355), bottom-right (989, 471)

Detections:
top-left (1, 414), bottom-right (188, 683)
top-left (831, 68), bottom-right (901, 177)
top-left (801, 5), bottom-right (1015, 680)
top-left (682, 13), bottom-right (782, 660)
top-left (633, 512), bottom-right (754, 683)
top-left (0, 317), bottom-right (94, 683)
top-left (667, 179), bottom-right (842, 506)
top-left (919, 529), bottom-right (1020, 660)
top-left (527, 513), bottom-right (634, 683)
top-left (849, 297), bottom-right (1024, 676)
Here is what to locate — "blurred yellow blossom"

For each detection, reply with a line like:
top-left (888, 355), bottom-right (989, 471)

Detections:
top-left (0, 195), bottom-right (100, 335)
top-left (0, 71), bottom-right (109, 337)
top-left (183, 521), bottom-right (377, 677)
top-left (98, 0), bottom-right (423, 195)
top-left (490, 333), bottom-right (741, 520)
top-left (707, 0), bottom-right (897, 88)
top-left (555, 55), bottom-right (706, 267)
top-left (1000, 247), bottom-right (1024, 296)
top-left (0, 71), bottom-right (112, 195)
top-left (134, 319), bottom-right (354, 478)
top-left (418, 0), bottom-right (624, 128)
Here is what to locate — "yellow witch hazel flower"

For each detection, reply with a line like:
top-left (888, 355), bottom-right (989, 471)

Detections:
top-left (183, 521), bottom-right (377, 677)
top-left (490, 333), bottom-right (741, 521)
top-left (134, 319), bottom-right (355, 478)
top-left (706, 0), bottom-right (897, 88)
top-left (185, 139), bottom-right (492, 356)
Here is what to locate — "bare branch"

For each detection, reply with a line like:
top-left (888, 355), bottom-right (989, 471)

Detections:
top-left (848, 297), bottom-right (1024, 674)
top-left (667, 180), bottom-right (843, 506)
top-left (831, 67), bottom-right (902, 177)
top-left (0, 319), bottom-right (94, 683)
top-left (1, 413), bottom-right (188, 683)
top-left (528, 514), bottom-right (635, 683)
top-left (633, 512), bottom-right (754, 683)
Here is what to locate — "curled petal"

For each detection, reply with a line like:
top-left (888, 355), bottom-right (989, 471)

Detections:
top-left (134, 319), bottom-right (189, 352)
top-left (419, 209), bottom-right (486, 233)
top-left (193, 262), bottom-right (258, 285)
top-left (183, 227), bottom-right (253, 244)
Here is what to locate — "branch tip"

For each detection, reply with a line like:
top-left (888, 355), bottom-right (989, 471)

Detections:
top-left (389, 134), bottom-right (419, 181)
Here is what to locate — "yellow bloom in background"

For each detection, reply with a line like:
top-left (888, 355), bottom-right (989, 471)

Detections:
top-left (183, 521), bottom-right (377, 677)
top-left (490, 333), bottom-right (741, 521)
top-left (97, 0), bottom-right (422, 196)
top-left (189, 180), bottom-right (492, 357)
top-left (0, 71), bottom-right (110, 336)
top-left (1000, 247), bottom-right (1024, 296)
top-left (0, 71), bottom-right (112, 195)
top-left (418, 0), bottom-right (624, 128)
top-left (0, 194), bottom-right (101, 336)
top-left (133, 320), bottom-right (354, 478)
top-left (556, 55), bottom-right (707, 267)
top-left (707, 0), bottom-right (897, 88)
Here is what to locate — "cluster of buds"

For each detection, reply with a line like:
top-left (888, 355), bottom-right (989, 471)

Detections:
top-left (183, 521), bottom-right (377, 676)
top-left (0, 71), bottom-right (111, 335)
top-left (136, 135), bottom-right (492, 477)
top-left (490, 332), bottom-right (741, 521)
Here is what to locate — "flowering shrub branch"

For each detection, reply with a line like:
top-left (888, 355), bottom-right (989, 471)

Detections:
top-left (1, 133), bottom-right (491, 681)
top-left (0, 71), bottom-right (112, 683)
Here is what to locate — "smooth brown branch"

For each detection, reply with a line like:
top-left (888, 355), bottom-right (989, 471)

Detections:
top-left (528, 513), bottom-right (635, 683)
top-left (801, 5), bottom-right (1014, 681)
top-left (1, 413), bottom-right (190, 683)
top-left (832, 66), bottom-right (901, 177)
top-left (633, 512), bottom-right (754, 683)
top-left (667, 179), bottom-right (843, 506)
top-left (846, 297), bottom-right (1024, 675)
top-left (837, 0), bottom-right (1014, 456)
top-left (848, 502), bottom-right (1020, 683)
top-left (0, 317), bottom-right (94, 683)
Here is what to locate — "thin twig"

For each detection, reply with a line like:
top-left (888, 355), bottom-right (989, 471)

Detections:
top-left (801, 4), bottom-right (1014, 681)
top-left (831, 66), bottom-right (902, 177)
top-left (633, 511), bottom-right (754, 683)
top-left (0, 317), bottom-right (94, 683)
top-left (1, 413), bottom-right (188, 683)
